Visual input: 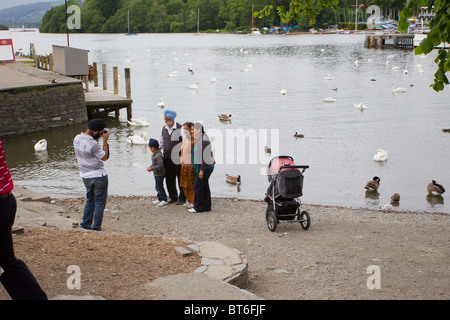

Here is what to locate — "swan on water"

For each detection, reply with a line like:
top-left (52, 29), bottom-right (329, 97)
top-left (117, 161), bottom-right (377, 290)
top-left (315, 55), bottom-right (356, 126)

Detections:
top-left (392, 83), bottom-right (407, 93)
top-left (373, 149), bottom-right (387, 162)
top-left (157, 98), bottom-right (165, 108)
top-left (126, 132), bottom-right (149, 145)
top-left (323, 97), bottom-right (336, 103)
top-left (324, 74), bottom-right (334, 80)
top-left (127, 118), bottom-right (149, 127)
top-left (280, 84), bottom-right (287, 95)
top-left (34, 139), bottom-right (47, 152)
top-left (188, 81), bottom-right (199, 90)
top-left (354, 102), bottom-right (367, 110)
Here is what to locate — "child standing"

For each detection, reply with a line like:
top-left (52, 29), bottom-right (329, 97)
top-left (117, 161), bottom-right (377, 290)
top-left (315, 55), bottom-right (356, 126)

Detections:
top-left (147, 138), bottom-right (168, 206)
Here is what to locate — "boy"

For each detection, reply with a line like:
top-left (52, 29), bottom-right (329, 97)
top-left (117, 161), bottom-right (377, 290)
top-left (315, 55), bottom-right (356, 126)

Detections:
top-left (147, 138), bottom-right (168, 206)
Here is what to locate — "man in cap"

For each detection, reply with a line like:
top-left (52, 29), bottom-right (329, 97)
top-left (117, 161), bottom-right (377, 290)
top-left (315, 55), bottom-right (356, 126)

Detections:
top-left (73, 118), bottom-right (110, 231)
top-left (159, 110), bottom-right (186, 205)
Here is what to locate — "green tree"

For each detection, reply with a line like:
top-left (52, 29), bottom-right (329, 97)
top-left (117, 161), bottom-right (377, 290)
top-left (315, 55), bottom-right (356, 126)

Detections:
top-left (399, 0), bottom-right (449, 92)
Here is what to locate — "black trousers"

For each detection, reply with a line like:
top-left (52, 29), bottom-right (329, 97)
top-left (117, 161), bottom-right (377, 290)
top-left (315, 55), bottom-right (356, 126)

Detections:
top-left (0, 193), bottom-right (47, 300)
top-left (193, 168), bottom-right (213, 212)
top-left (163, 158), bottom-right (186, 203)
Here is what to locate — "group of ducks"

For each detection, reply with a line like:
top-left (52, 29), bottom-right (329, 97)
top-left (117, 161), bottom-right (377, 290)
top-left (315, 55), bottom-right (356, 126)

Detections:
top-left (365, 176), bottom-right (446, 209)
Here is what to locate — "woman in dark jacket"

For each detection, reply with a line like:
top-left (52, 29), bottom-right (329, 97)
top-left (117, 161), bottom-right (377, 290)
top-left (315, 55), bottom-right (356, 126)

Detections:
top-left (189, 122), bottom-right (214, 212)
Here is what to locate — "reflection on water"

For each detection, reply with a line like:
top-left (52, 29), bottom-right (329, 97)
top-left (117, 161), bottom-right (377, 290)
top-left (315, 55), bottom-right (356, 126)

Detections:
top-left (2, 32), bottom-right (450, 214)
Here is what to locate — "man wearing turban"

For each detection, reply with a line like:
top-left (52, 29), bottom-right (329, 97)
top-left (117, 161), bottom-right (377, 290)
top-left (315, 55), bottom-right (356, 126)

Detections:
top-left (159, 110), bottom-right (186, 205)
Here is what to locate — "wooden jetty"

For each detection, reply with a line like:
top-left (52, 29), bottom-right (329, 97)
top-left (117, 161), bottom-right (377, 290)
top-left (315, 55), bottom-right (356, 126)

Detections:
top-left (16, 47), bottom-right (133, 120)
top-left (365, 34), bottom-right (415, 49)
top-left (85, 63), bottom-right (133, 120)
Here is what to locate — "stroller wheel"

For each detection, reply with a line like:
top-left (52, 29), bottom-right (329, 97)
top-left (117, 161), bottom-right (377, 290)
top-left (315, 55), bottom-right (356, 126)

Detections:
top-left (299, 210), bottom-right (311, 230)
top-left (267, 211), bottom-right (278, 232)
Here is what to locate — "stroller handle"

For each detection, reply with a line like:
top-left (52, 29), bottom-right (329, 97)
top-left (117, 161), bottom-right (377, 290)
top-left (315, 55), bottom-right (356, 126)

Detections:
top-left (279, 164), bottom-right (309, 173)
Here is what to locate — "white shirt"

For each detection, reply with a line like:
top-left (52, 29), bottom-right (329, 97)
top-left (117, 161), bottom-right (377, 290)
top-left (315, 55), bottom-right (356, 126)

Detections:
top-left (73, 133), bottom-right (107, 179)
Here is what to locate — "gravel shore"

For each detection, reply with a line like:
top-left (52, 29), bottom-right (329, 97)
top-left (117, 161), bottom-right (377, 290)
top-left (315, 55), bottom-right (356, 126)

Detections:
top-left (52, 195), bottom-right (449, 300)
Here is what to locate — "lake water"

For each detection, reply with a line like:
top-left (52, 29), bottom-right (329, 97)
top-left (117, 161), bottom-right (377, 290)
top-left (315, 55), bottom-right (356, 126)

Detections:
top-left (2, 30), bottom-right (450, 214)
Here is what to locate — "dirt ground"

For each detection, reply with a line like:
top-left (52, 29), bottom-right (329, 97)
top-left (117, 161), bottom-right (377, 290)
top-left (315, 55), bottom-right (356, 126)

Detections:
top-left (1, 196), bottom-right (448, 300)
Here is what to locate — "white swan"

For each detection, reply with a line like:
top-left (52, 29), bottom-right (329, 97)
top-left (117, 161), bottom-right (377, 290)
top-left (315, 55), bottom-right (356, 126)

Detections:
top-left (211, 76), bottom-right (216, 82)
top-left (157, 98), bottom-right (165, 108)
top-left (391, 65), bottom-right (401, 70)
top-left (188, 81), bottom-right (199, 90)
top-left (280, 84), bottom-right (287, 95)
top-left (403, 65), bottom-right (408, 74)
top-left (128, 118), bottom-right (149, 127)
top-left (323, 97), bottom-right (336, 103)
top-left (392, 83), bottom-right (407, 93)
top-left (126, 132), bottom-right (149, 145)
top-left (324, 74), bottom-right (334, 80)
top-left (34, 139), bottom-right (47, 152)
top-left (354, 102), bottom-right (367, 110)
top-left (374, 149), bottom-right (388, 162)
top-left (354, 58), bottom-right (359, 67)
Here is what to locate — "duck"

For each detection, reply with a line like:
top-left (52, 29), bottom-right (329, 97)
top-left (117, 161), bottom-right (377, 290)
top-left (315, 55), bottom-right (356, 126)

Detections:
top-left (219, 114), bottom-right (232, 121)
top-left (188, 81), bottom-right (199, 90)
top-left (293, 132), bottom-right (304, 138)
top-left (427, 180), bottom-right (445, 196)
top-left (323, 97), bottom-right (336, 103)
top-left (34, 139), bottom-right (47, 152)
top-left (188, 67), bottom-right (194, 74)
top-left (354, 102), bottom-right (367, 110)
top-left (324, 74), bottom-right (334, 80)
top-left (374, 149), bottom-right (387, 162)
top-left (392, 83), bottom-right (407, 93)
top-left (226, 174), bottom-right (241, 185)
top-left (264, 146), bottom-right (271, 153)
top-left (390, 193), bottom-right (400, 205)
top-left (280, 84), bottom-right (287, 95)
top-left (126, 132), bottom-right (149, 145)
top-left (442, 128), bottom-right (450, 133)
top-left (365, 176), bottom-right (380, 192)
top-left (157, 98), bottom-right (165, 108)
top-left (127, 118), bottom-right (149, 127)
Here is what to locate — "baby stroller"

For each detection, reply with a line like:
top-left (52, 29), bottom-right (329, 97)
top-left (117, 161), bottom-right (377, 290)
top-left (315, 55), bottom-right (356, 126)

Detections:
top-left (264, 156), bottom-right (310, 232)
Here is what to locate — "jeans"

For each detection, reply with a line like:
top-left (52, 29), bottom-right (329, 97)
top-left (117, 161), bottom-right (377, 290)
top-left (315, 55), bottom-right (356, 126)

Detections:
top-left (0, 193), bottom-right (48, 300)
top-left (80, 175), bottom-right (108, 231)
top-left (193, 168), bottom-right (213, 212)
top-left (154, 176), bottom-right (167, 202)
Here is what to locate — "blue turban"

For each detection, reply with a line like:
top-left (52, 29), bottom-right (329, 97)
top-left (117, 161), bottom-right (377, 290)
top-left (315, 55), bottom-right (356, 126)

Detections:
top-left (148, 138), bottom-right (159, 148)
top-left (164, 109), bottom-right (177, 120)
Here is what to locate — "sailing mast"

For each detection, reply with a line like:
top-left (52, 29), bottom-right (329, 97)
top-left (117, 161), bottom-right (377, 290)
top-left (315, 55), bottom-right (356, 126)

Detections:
top-left (197, 8), bottom-right (200, 33)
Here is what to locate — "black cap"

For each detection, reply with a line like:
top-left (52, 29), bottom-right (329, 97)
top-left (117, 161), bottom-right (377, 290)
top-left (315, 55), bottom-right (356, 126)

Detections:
top-left (88, 119), bottom-right (106, 131)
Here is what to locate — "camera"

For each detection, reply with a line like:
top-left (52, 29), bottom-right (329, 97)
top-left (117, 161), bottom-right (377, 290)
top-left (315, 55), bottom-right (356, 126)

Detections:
top-left (104, 130), bottom-right (108, 134)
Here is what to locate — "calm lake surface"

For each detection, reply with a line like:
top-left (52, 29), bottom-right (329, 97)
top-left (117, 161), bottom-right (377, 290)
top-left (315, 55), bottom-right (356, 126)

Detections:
top-left (2, 31), bottom-right (450, 213)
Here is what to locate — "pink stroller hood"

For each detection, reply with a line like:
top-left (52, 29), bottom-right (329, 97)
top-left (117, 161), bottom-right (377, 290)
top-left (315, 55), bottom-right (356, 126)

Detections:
top-left (266, 156), bottom-right (296, 177)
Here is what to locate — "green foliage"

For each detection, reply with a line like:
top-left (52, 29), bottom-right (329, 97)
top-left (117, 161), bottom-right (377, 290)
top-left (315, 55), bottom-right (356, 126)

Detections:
top-left (399, 0), bottom-right (449, 92)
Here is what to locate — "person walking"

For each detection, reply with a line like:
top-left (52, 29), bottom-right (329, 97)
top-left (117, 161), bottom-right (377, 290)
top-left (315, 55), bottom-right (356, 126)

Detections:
top-left (159, 110), bottom-right (186, 205)
top-left (180, 122), bottom-right (196, 208)
top-left (189, 122), bottom-right (215, 213)
top-left (0, 138), bottom-right (48, 300)
top-left (73, 118), bottom-right (110, 231)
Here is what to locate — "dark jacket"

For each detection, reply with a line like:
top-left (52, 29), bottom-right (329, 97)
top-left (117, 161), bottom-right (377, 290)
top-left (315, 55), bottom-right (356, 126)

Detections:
top-left (151, 150), bottom-right (165, 177)
top-left (192, 134), bottom-right (215, 174)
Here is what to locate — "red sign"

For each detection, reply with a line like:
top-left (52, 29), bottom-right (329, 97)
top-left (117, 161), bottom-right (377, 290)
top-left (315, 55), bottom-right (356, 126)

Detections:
top-left (0, 39), bottom-right (15, 62)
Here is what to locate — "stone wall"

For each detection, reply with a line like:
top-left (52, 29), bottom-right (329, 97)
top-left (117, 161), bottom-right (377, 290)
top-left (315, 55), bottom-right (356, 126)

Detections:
top-left (0, 83), bottom-right (87, 138)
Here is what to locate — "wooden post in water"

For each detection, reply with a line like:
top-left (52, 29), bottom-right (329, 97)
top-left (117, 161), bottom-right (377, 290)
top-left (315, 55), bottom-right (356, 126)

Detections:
top-left (113, 67), bottom-right (119, 94)
top-left (113, 66), bottom-right (120, 118)
top-left (93, 62), bottom-right (98, 87)
top-left (102, 64), bottom-right (107, 90)
top-left (125, 68), bottom-right (132, 121)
